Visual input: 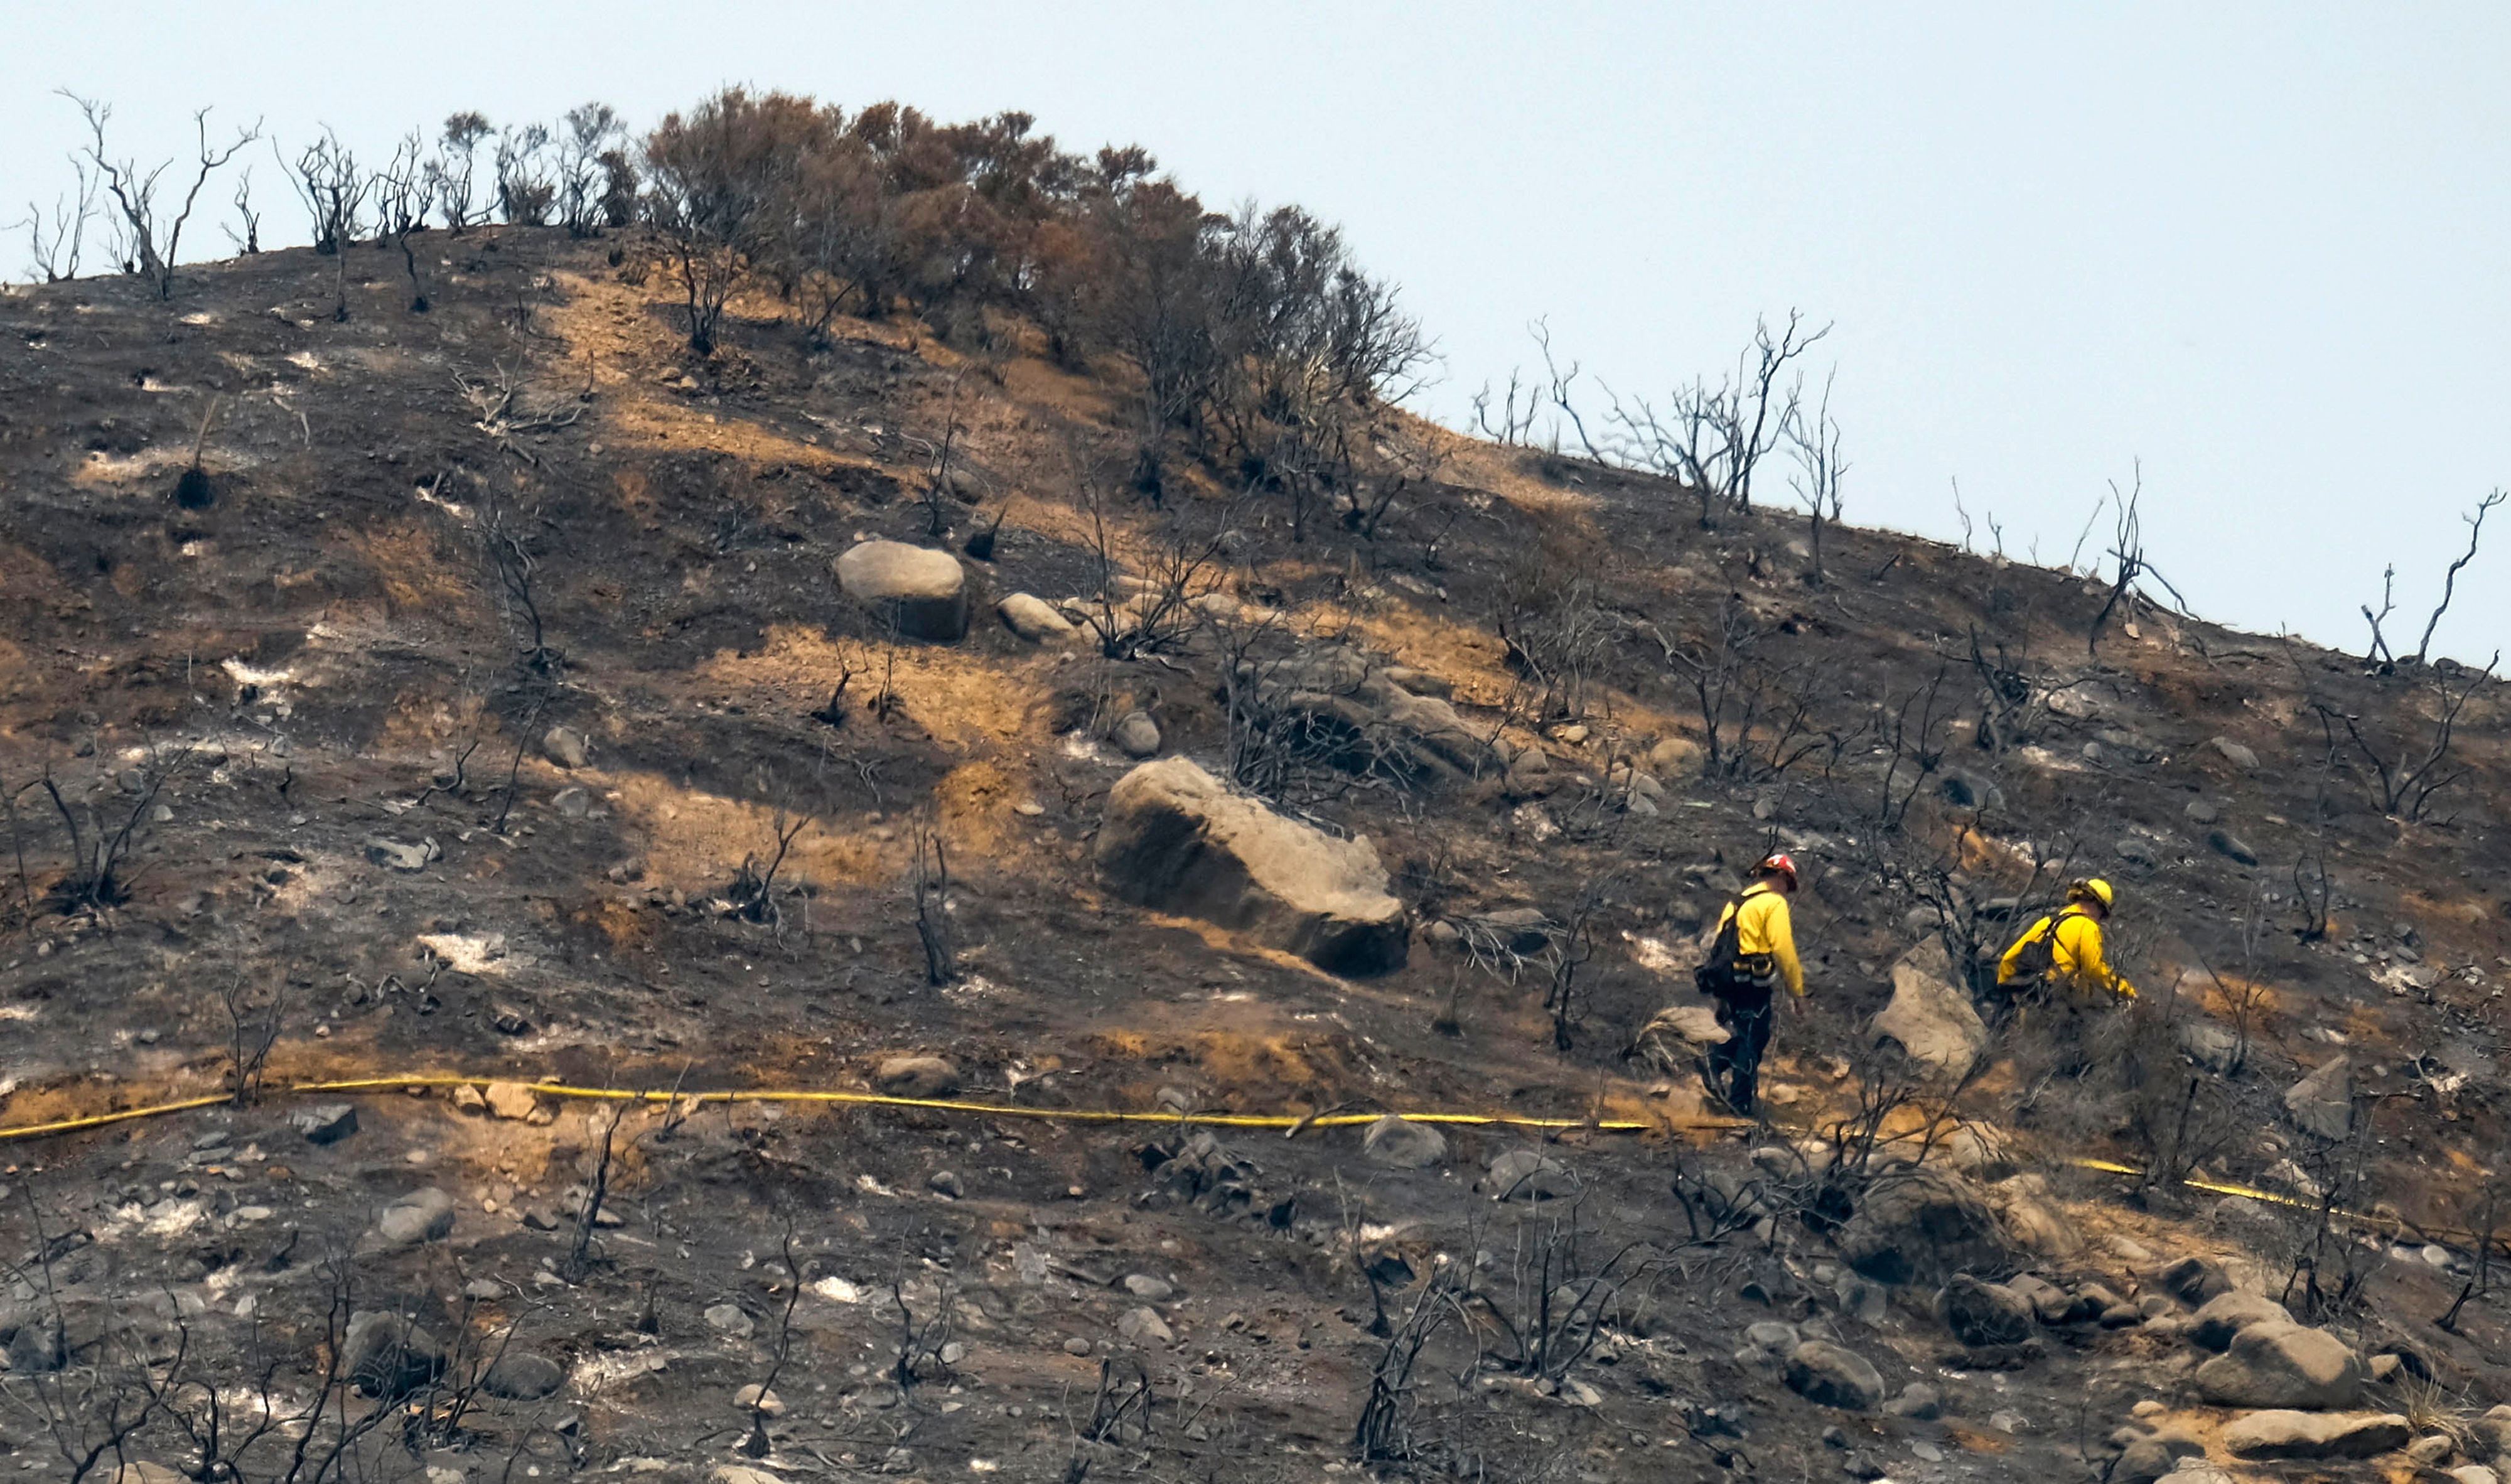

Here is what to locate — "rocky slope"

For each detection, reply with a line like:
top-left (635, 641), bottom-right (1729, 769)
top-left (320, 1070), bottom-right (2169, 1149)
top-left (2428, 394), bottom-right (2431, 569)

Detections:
top-left (1, 230), bottom-right (2508, 1483)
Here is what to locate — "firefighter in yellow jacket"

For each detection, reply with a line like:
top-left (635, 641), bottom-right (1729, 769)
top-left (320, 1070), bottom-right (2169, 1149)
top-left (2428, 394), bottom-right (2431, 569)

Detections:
top-left (1694, 853), bottom-right (1805, 1116)
top-left (1997, 878), bottom-right (2138, 1003)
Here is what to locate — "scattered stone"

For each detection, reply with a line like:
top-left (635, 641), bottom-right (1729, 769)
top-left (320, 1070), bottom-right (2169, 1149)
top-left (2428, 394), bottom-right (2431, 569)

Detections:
top-left (2409, 1435), bottom-right (2456, 1465)
top-left (1485, 1149), bottom-right (1575, 1201)
top-left (2220, 1409), bottom-right (2411, 1461)
top-left (552, 785), bottom-right (592, 818)
top-left (872, 1055), bottom-right (961, 1099)
top-left (2185, 800), bottom-right (2221, 825)
top-left (711, 1468), bottom-right (785, 1484)
top-left (2451, 1468), bottom-right (2501, 1484)
top-left (1117, 1307), bottom-right (1173, 1344)
top-left (2193, 1321), bottom-right (2365, 1409)
top-left (1784, 1340), bottom-right (1886, 1411)
top-left (2284, 1056), bottom-right (2353, 1140)
top-left (1869, 939), bottom-right (1990, 1080)
top-left (1985, 1172), bottom-right (2084, 1259)
top-left (483, 1352), bottom-right (567, 1400)
top-left (1063, 1336), bottom-right (1094, 1356)
top-left (733, 1383), bottom-right (786, 1415)
top-left (1743, 1321), bottom-right (1802, 1355)
top-left (2008, 1273), bottom-right (2070, 1324)
top-left (2115, 837), bottom-right (2159, 868)
top-left (1360, 1115), bottom-right (1449, 1169)
top-left (452, 1084), bottom-right (488, 1114)
top-left (704, 1303), bottom-right (756, 1338)
top-left (997, 593), bottom-right (1075, 642)
top-left (369, 1188), bottom-right (456, 1249)
top-left (1631, 1003), bottom-right (1731, 1074)
top-left (1836, 1167), bottom-right (2011, 1286)
top-left (1935, 1274), bottom-right (2035, 1347)
top-left (2156, 1255), bottom-right (2232, 1307)
top-left (364, 837), bottom-right (436, 872)
top-left (542, 726), bottom-right (590, 769)
top-left (1123, 1274), bottom-right (1175, 1302)
top-left (2179, 1021), bottom-right (2242, 1073)
top-left (289, 1103), bottom-right (358, 1145)
top-left (1647, 737), bottom-right (1704, 778)
top-left (2210, 737), bottom-right (2261, 772)
top-left (1110, 711), bottom-right (1162, 759)
top-left (1095, 758), bottom-right (1407, 974)
top-left (6, 1313), bottom-right (65, 1373)
top-left (1884, 1383), bottom-right (1941, 1420)
top-left (484, 1082), bottom-right (541, 1121)
top-left (927, 1170), bottom-right (964, 1199)
top-left (835, 540), bottom-right (969, 642)
top-left (341, 1311), bottom-right (448, 1399)
top-left (2112, 1435), bottom-right (2205, 1484)
top-left (107, 1466), bottom-right (186, 1484)
top-left (2207, 830), bottom-right (2260, 867)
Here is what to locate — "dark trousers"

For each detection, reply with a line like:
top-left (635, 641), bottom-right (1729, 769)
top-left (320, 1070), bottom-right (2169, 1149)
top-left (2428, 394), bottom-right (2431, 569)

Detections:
top-left (1707, 987), bottom-right (1775, 1113)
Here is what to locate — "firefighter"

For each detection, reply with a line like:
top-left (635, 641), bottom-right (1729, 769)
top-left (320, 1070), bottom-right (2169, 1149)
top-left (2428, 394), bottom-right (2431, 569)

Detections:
top-left (1694, 852), bottom-right (1805, 1116)
top-left (1997, 877), bottom-right (2138, 1003)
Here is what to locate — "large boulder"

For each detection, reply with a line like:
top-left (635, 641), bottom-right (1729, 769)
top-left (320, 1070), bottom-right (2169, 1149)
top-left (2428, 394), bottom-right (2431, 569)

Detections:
top-left (1934, 1274), bottom-right (2035, 1347)
top-left (1869, 940), bottom-right (1989, 1080)
top-left (1836, 1168), bottom-right (2013, 1286)
top-left (2194, 1321), bottom-right (2365, 1409)
top-left (997, 593), bottom-right (1076, 642)
top-left (1984, 1172), bottom-right (2084, 1259)
top-left (1242, 649), bottom-right (1498, 788)
top-left (836, 540), bottom-right (969, 642)
top-left (341, 1311), bottom-right (447, 1399)
top-left (2190, 1291), bottom-right (2293, 1352)
top-left (1783, 1340), bottom-right (1886, 1411)
top-left (2220, 1410), bottom-right (2410, 1461)
top-left (1360, 1116), bottom-right (1448, 1169)
top-left (2284, 1056), bottom-right (2353, 1140)
top-left (1095, 758), bottom-right (1407, 974)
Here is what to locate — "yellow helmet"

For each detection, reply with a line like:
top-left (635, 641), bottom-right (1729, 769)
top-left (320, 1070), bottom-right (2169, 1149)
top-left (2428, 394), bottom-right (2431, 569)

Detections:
top-left (2070, 878), bottom-right (2116, 911)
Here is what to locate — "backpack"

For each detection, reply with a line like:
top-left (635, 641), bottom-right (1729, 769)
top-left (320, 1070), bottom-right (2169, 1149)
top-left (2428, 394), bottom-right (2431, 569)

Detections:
top-left (1694, 899), bottom-right (1744, 998)
top-left (2007, 914), bottom-right (2062, 986)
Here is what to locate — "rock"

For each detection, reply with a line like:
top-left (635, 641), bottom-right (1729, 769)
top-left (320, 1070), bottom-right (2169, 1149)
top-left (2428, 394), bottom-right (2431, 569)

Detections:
top-left (2158, 1466), bottom-right (2235, 1484)
top-left (1938, 772), bottom-right (2002, 810)
top-left (2112, 1434), bottom-right (2207, 1484)
top-left (2220, 1410), bottom-right (2411, 1461)
top-left (2194, 1321), bottom-right (2365, 1409)
top-left (107, 1466), bottom-right (187, 1484)
top-left (704, 1303), bottom-right (756, 1338)
top-left (2180, 1021), bottom-right (2242, 1073)
top-left (1095, 758), bottom-right (1407, 974)
top-left (290, 1103), bottom-right (358, 1145)
top-left (552, 785), bottom-right (592, 818)
top-left (1486, 1149), bottom-right (1574, 1201)
top-left (872, 1055), bottom-right (960, 1099)
top-left (1361, 1116), bottom-right (1449, 1169)
top-left (452, 1084), bottom-right (488, 1113)
top-left (370, 1188), bottom-right (456, 1249)
top-left (1784, 1340), bottom-right (1886, 1411)
top-left (2409, 1435), bottom-right (2456, 1465)
top-left (927, 1169), bottom-right (964, 1199)
top-left (1110, 711), bottom-right (1162, 759)
top-left (711, 1468), bottom-right (787, 1484)
top-left (483, 1082), bottom-right (541, 1121)
top-left (2207, 830), bottom-right (2260, 867)
top-left (1647, 737), bottom-right (1704, 779)
top-left (1837, 1168), bottom-right (2011, 1286)
top-left (2190, 1296), bottom-right (2300, 1356)
top-left (1985, 1173), bottom-right (2083, 1259)
top-left (1062, 1336), bottom-right (1094, 1357)
top-left (1117, 1306), bottom-right (1173, 1344)
top-left (483, 1352), bottom-right (566, 1400)
top-left (2156, 1255), bottom-right (2231, 1307)
top-left (734, 1382), bottom-right (786, 1415)
top-left (2185, 800), bottom-right (2221, 825)
top-left (2284, 1056), bottom-right (2353, 1140)
top-left (1744, 1321), bottom-right (1802, 1354)
top-left (2450, 1468), bottom-right (2500, 1484)
top-left (1884, 1383), bottom-right (1942, 1420)
top-left (997, 593), bottom-right (1075, 642)
top-left (2008, 1273), bottom-right (2070, 1324)
top-left (542, 726), bottom-right (590, 769)
top-left (365, 837), bottom-right (435, 871)
top-left (2116, 837), bottom-right (2159, 868)
top-left (2211, 737), bottom-right (2261, 772)
top-left (1122, 1274), bottom-right (1174, 1301)
top-left (1241, 648), bottom-right (1503, 787)
top-left (6, 1313), bottom-right (65, 1373)
top-left (342, 1311), bottom-right (447, 1399)
top-left (1631, 1003), bottom-right (1730, 1073)
top-left (1869, 939), bottom-right (1989, 1080)
top-left (1936, 1274), bottom-right (2035, 1347)
top-left (836, 540), bottom-right (969, 642)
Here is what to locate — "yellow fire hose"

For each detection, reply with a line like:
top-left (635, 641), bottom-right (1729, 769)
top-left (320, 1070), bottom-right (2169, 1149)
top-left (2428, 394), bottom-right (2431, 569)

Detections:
top-left (0, 1075), bottom-right (2485, 1257)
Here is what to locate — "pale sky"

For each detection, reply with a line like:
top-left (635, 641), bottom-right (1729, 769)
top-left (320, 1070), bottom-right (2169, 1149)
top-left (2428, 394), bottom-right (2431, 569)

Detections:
top-left (8, 3), bottom-right (2508, 662)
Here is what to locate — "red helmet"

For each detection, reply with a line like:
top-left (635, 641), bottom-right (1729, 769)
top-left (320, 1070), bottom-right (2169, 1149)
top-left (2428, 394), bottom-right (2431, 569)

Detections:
top-left (1753, 852), bottom-right (1799, 888)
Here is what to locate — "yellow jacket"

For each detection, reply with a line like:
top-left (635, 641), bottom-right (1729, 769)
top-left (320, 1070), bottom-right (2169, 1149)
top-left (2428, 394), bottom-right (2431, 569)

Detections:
top-left (1998, 907), bottom-right (2137, 1000)
top-left (1714, 883), bottom-right (1805, 997)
